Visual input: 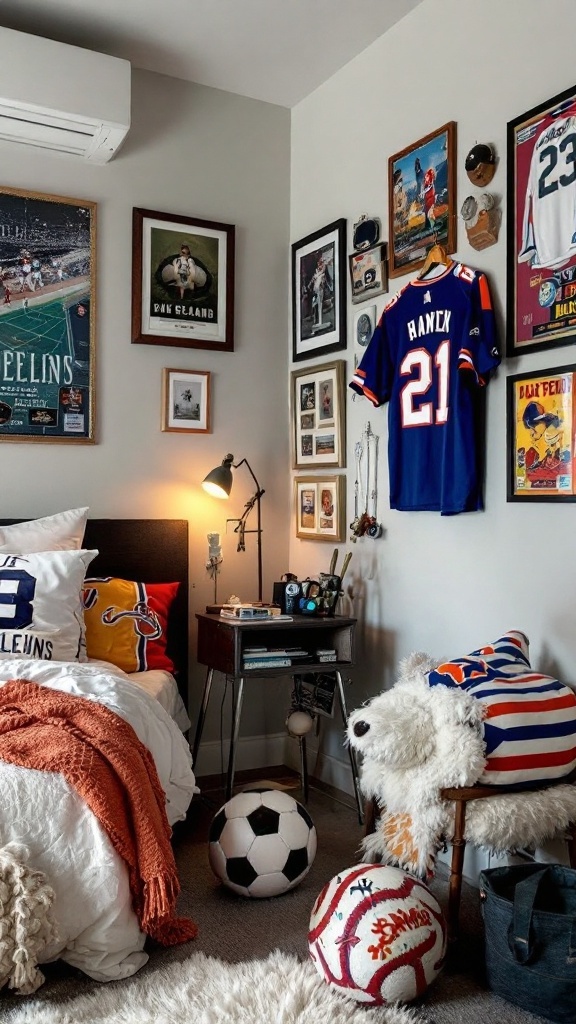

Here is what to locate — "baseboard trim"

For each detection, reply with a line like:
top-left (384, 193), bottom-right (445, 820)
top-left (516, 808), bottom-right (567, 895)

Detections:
top-left (193, 731), bottom-right (287, 777)
top-left (193, 731), bottom-right (356, 799)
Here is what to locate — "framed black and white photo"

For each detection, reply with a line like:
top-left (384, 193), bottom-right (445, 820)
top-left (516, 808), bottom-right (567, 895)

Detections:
top-left (132, 207), bottom-right (235, 352)
top-left (162, 368), bottom-right (211, 433)
top-left (291, 219), bottom-right (347, 362)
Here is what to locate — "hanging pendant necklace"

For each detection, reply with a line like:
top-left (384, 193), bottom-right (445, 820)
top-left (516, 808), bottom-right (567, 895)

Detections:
top-left (350, 423), bottom-right (383, 540)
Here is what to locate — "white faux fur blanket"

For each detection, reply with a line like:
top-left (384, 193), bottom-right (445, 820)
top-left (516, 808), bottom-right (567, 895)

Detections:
top-left (0, 843), bottom-right (58, 995)
top-left (361, 780), bottom-right (576, 876)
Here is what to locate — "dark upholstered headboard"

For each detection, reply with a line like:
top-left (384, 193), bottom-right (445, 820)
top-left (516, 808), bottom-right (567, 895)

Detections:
top-left (0, 518), bottom-right (189, 708)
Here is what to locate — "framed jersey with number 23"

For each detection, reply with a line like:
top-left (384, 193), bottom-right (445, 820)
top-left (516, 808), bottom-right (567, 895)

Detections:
top-left (507, 84), bottom-right (576, 357)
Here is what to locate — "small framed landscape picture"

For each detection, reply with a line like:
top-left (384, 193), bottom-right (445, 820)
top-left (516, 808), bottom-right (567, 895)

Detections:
top-left (291, 359), bottom-right (346, 469)
top-left (294, 475), bottom-right (346, 541)
top-left (162, 368), bottom-right (211, 433)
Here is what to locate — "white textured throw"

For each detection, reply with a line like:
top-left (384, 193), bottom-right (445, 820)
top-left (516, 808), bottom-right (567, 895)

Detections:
top-left (0, 843), bottom-right (58, 995)
top-left (4, 950), bottom-right (418, 1024)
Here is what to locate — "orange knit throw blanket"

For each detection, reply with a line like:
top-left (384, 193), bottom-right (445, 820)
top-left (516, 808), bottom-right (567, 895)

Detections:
top-left (0, 679), bottom-right (197, 946)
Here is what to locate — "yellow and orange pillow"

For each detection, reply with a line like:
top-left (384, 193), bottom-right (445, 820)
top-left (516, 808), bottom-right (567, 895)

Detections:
top-left (83, 576), bottom-right (178, 674)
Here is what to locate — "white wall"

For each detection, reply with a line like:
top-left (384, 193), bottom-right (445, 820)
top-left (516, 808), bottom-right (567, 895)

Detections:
top-left (0, 68), bottom-right (292, 747)
top-left (289, 0), bottom-right (576, 789)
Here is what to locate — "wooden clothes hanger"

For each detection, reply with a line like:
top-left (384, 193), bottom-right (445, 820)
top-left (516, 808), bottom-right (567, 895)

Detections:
top-left (417, 237), bottom-right (454, 279)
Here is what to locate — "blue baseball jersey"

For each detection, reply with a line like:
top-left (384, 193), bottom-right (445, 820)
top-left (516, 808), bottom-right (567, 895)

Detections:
top-left (349, 262), bottom-right (500, 514)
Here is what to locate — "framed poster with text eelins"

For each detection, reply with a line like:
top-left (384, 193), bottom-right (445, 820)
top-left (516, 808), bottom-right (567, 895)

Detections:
top-left (507, 84), bottom-right (576, 356)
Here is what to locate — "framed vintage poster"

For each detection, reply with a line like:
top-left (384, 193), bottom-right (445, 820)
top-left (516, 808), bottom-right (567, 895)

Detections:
top-left (507, 85), bottom-right (576, 356)
top-left (349, 243), bottom-right (388, 304)
top-left (0, 186), bottom-right (96, 443)
top-left (161, 368), bottom-right (211, 433)
top-left (132, 207), bottom-right (235, 352)
top-left (291, 218), bottom-right (347, 362)
top-left (291, 359), bottom-right (346, 469)
top-left (388, 122), bottom-right (456, 279)
top-left (294, 475), bottom-right (346, 541)
top-left (506, 363), bottom-right (576, 501)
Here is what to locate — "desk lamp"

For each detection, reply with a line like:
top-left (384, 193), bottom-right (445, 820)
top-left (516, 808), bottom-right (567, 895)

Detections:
top-left (202, 453), bottom-right (265, 602)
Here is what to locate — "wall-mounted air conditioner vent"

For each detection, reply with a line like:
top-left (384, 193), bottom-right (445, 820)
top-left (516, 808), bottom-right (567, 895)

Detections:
top-left (0, 28), bottom-right (131, 163)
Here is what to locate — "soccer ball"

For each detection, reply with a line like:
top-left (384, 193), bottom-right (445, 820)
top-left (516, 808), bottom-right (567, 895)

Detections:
top-left (208, 789), bottom-right (317, 898)
top-left (309, 863), bottom-right (446, 1005)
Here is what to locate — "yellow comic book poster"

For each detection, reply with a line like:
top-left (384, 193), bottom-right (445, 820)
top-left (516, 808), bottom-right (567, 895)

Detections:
top-left (510, 368), bottom-right (575, 497)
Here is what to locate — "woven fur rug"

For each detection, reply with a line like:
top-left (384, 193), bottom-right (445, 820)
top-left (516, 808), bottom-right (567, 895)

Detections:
top-left (4, 950), bottom-right (419, 1024)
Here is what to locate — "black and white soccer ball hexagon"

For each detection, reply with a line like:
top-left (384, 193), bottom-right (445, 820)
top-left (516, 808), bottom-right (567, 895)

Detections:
top-left (208, 788), bottom-right (317, 897)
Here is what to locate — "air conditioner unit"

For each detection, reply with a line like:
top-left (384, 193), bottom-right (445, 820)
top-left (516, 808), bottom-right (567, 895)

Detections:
top-left (0, 28), bottom-right (131, 164)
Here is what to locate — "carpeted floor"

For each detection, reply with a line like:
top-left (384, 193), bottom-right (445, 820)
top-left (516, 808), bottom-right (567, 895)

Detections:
top-left (1, 771), bottom-right (552, 1023)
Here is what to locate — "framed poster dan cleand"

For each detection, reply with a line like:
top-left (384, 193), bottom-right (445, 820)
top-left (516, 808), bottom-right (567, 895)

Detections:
top-left (507, 84), bottom-right (576, 356)
top-left (132, 207), bottom-right (235, 352)
top-left (0, 185), bottom-right (96, 443)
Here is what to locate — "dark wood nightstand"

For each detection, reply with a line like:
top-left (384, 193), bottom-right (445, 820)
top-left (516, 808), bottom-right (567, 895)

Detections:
top-left (193, 612), bottom-right (363, 821)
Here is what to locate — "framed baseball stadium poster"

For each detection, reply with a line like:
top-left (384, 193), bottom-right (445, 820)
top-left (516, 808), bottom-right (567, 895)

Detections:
top-left (131, 207), bottom-right (235, 352)
top-left (507, 85), bottom-right (576, 357)
top-left (0, 186), bottom-right (96, 443)
top-left (506, 363), bottom-right (576, 502)
top-left (388, 122), bottom-right (456, 279)
top-left (291, 218), bottom-right (347, 363)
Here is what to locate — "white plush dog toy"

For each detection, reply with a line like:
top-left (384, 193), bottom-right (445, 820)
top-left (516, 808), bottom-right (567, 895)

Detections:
top-left (347, 631), bottom-right (576, 877)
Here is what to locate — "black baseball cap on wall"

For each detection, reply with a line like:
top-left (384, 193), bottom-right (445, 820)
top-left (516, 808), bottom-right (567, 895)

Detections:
top-left (465, 143), bottom-right (496, 186)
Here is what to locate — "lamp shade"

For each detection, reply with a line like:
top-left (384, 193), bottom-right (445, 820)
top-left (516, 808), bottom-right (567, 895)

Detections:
top-left (202, 453), bottom-right (234, 499)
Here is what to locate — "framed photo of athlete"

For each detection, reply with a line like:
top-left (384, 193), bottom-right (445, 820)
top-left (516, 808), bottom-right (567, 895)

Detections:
top-left (388, 122), bottom-right (457, 279)
top-left (161, 368), bottom-right (211, 433)
top-left (348, 243), bottom-right (388, 304)
top-left (294, 475), bottom-right (346, 541)
top-left (132, 207), bottom-right (235, 352)
top-left (291, 218), bottom-right (347, 362)
top-left (290, 359), bottom-right (346, 469)
top-left (506, 363), bottom-right (576, 502)
top-left (0, 185), bottom-right (96, 444)
top-left (507, 85), bottom-right (576, 357)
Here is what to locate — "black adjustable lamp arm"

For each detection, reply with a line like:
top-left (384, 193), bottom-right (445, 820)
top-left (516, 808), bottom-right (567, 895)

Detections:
top-left (224, 457), bottom-right (265, 602)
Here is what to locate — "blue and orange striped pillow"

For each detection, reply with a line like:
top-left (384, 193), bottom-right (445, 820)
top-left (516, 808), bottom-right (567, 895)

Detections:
top-left (427, 630), bottom-right (576, 788)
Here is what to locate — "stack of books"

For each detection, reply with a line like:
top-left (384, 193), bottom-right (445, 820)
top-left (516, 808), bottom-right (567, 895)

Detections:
top-left (220, 604), bottom-right (290, 621)
top-left (242, 646), bottom-right (310, 670)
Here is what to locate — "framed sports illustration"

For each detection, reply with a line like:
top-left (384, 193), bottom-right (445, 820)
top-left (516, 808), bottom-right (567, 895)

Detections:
top-left (161, 368), bottom-right (211, 433)
top-left (507, 85), bottom-right (576, 356)
top-left (0, 186), bottom-right (96, 443)
top-left (506, 363), bottom-right (576, 501)
top-left (348, 243), bottom-right (387, 304)
top-left (290, 359), bottom-right (346, 469)
top-left (388, 122), bottom-right (457, 279)
top-left (294, 475), bottom-right (346, 541)
top-left (291, 219), bottom-right (347, 362)
top-left (132, 207), bottom-right (235, 352)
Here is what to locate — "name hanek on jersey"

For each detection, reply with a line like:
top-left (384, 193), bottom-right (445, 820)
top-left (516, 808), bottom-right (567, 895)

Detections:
top-left (407, 309), bottom-right (451, 341)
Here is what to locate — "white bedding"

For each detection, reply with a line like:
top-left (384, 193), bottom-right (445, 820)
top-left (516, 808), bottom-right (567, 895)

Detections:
top-left (0, 658), bottom-right (198, 982)
top-left (124, 667), bottom-right (191, 733)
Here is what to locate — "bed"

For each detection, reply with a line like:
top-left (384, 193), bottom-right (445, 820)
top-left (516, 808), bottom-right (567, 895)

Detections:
top-left (0, 514), bottom-right (198, 988)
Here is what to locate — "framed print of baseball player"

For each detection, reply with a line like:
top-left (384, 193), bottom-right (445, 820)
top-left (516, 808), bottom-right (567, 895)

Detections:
top-left (507, 84), bottom-right (576, 357)
top-left (132, 207), bottom-right (235, 352)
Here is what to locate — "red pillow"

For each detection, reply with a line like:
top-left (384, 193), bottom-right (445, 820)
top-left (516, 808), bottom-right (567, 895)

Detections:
top-left (82, 577), bottom-right (178, 673)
